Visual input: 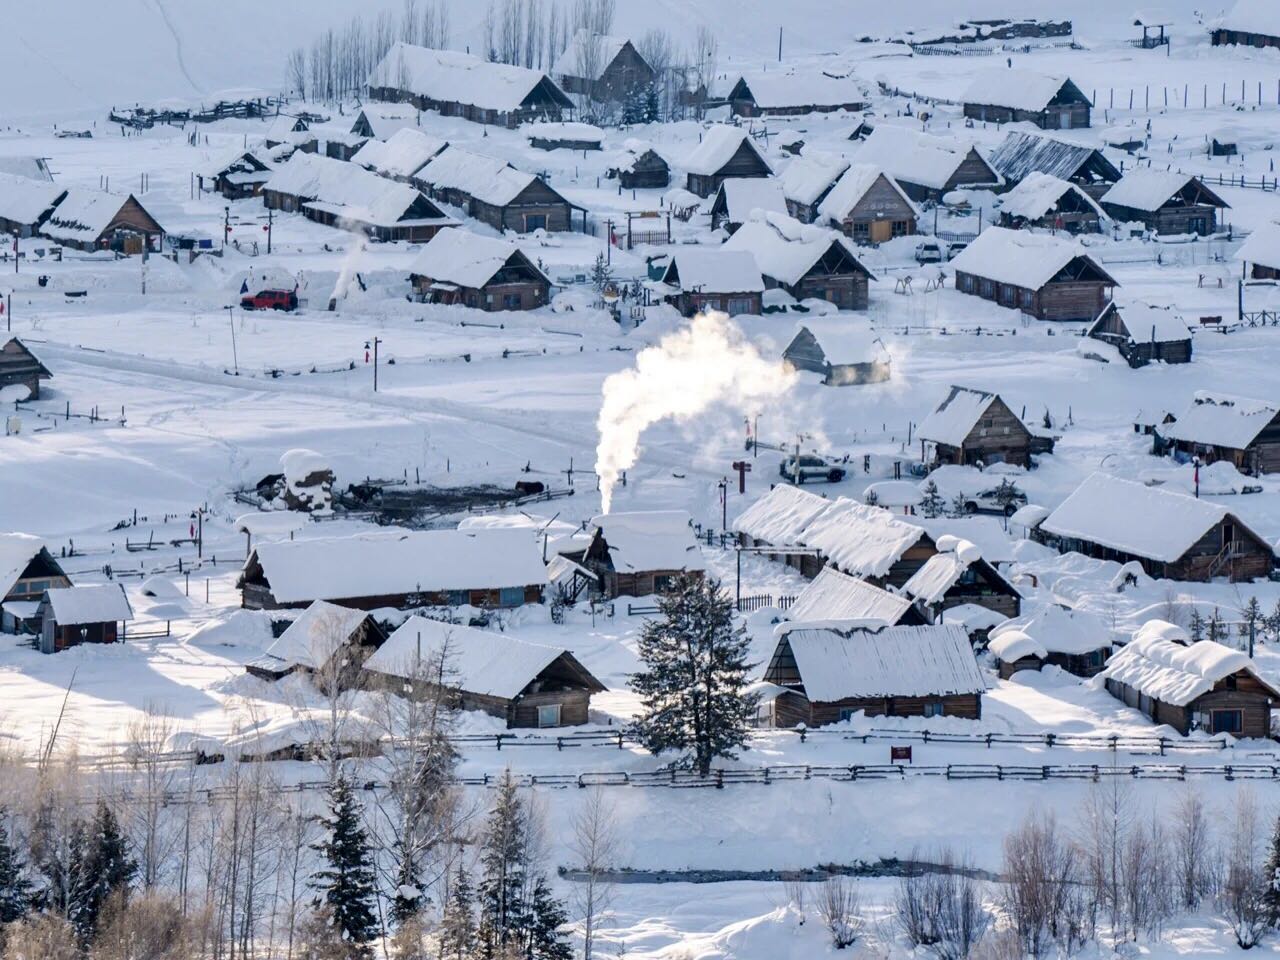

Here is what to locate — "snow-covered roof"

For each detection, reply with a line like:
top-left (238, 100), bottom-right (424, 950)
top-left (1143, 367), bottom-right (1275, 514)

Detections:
top-left (1088, 302), bottom-right (1191, 344)
top-left (1161, 392), bottom-right (1279, 450)
top-left (0, 173), bottom-right (65, 227)
top-left (816, 162), bottom-right (919, 223)
top-left (901, 539), bottom-right (988, 605)
top-left (260, 600), bottom-right (371, 671)
top-left (733, 484), bottom-right (834, 545)
top-left (988, 131), bottom-right (1117, 185)
top-left (714, 178), bottom-right (788, 225)
top-left (248, 529), bottom-right (548, 605)
top-left (798, 500), bottom-right (931, 580)
top-left (999, 172), bottom-right (1104, 222)
top-left (41, 584), bottom-right (133, 626)
top-left (367, 615), bottom-right (603, 697)
top-left (684, 126), bottom-right (773, 177)
top-left (351, 128), bottom-right (448, 180)
top-left (1218, 0), bottom-right (1280, 37)
top-left (785, 317), bottom-right (889, 365)
top-left (661, 248), bottom-right (764, 293)
top-left (987, 629), bottom-right (1046, 662)
top-left (414, 146), bottom-right (544, 207)
top-left (368, 42), bottom-right (571, 113)
top-left (774, 621), bottom-right (985, 701)
top-left (264, 153), bottom-right (446, 227)
top-left (589, 511), bottom-right (706, 573)
top-left (918, 385), bottom-right (1002, 447)
top-left (607, 140), bottom-right (667, 174)
top-left (1100, 169), bottom-right (1212, 212)
top-left (988, 604), bottom-right (1112, 657)
top-left (42, 190), bottom-right (142, 243)
top-left (353, 104), bottom-right (420, 141)
top-left (854, 127), bottom-right (998, 191)
top-left (948, 226), bottom-right (1111, 289)
top-left (779, 153), bottom-right (850, 207)
top-left (962, 69), bottom-right (1079, 112)
top-left (0, 533), bottom-right (47, 599)
top-left (554, 30), bottom-right (632, 81)
top-left (723, 213), bottom-right (874, 287)
top-left (787, 566), bottom-right (914, 624)
top-left (1040, 472), bottom-right (1266, 563)
top-left (1236, 222), bottom-right (1280, 271)
top-left (235, 512), bottom-right (308, 538)
top-left (526, 122), bottom-right (606, 145)
top-left (1099, 631), bottom-right (1278, 707)
top-left (732, 70), bottom-right (869, 110)
top-left (264, 114), bottom-right (309, 141)
top-left (407, 229), bottom-right (549, 289)
top-left (912, 517), bottom-right (1015, 564)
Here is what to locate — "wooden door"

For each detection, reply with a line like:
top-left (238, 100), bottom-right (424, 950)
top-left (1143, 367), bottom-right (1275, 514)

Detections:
top-left (870, 220), bottom-right (892, 243)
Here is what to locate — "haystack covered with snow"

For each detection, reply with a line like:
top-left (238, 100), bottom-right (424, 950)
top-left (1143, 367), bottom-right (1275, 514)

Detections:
top-left (279, 448), bottom-right (334, 513)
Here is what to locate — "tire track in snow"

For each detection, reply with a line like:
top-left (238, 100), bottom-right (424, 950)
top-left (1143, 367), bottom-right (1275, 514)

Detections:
top-left (150, 0), bottom-right (203, 95)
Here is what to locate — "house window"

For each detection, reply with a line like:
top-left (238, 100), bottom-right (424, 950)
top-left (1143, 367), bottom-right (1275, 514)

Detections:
top-left (503, 293), bottom-right (523, 310)
top-left (1188, 217), bottom-right (1206, 235)
top-left (446, 590), bottom-right (468, 606)
top-left (852, 222), bottom-right (870, 241)
top-left (1021, 289), bottom-right (1035, 309)
top-left (537, 703), bottom-right (562, 728)
top-left (653, 574), bottom-right (675, 593)
top-left (811, 287), bottom-right (827, 302)
top-left (499, 586), bottom-right (526, 607)
top-left (838, 708), bottom-right (858, 722)
top-left (726, 297), bottom-right (755, 316)
top-left (923, 701), bottom-right (945, 718)
top-left (981, 279), bottom-right (994, 297)
top-left (892, 220), bottom-right (909, 237)
top-left (524, 213), bottom-right (547, 231)
top-left (1210, 709), bottom-right (1243, 734)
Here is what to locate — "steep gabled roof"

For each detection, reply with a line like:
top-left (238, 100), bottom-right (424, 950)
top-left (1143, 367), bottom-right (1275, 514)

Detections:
top-left (713, 178), bottom-right (788, 225)
top-left (42, 190), bottom-right (158, 243)
top-left (723, 213), bottom-right (875, 287)
top-left (948, 226), bottom-right (1116, 289)
top-left (554, 31), bottom-right (639, 80)
top-left (40, 584), bottom-right (133, 626)
top-left (414, 146), bottom-right (557, 207)
top-left (257, 600), bottom-right (372, 671)
top-left (999, 172), bottom-right (1104, 222)
top-left (779, 152), bottom-right (850, 208)
top-left (368, 42), bottom-right (573, 112)
top-left (660, 248), bottom-right (764, 293)
top-left (1087, 302), bottom-right (1191, 344)
top-left (1101, 169), bottom-right (1229, 212)
top-left (1161, 392), bottom-right (1280, 450)
top-left (787, 566), bottom-right (914, 624)
top-left (0, 534), bottom-right (53, 599)
top-left (407, 229), bottom-right (551, 289)
top-left (816, 163), bottom-right (919, 223)
top-left (588, 510), bottom-right (706, 573)
top-left (352, 128), bottom-right (448, 180)
top-left (0, 173), bottom-right (65, 226)
top-left (918, 386), bottom-right (1009, 447)
top-left (684, 126), bottom-right (773, 177)
top-left (733, 484), bottom-right (834, 545)
top-left (855, 127), bottom-right (999, 191)
top-left (962, 70), bottom-right (1088, 112)
top-left (989, 131), bottom-right (1121, 184)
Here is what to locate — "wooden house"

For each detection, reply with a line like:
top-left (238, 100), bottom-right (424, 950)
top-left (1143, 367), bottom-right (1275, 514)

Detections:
top-left (0, 173), bottom-right (66, 237)
top-left (264, 114), bottom-right (315, 151)
top-left (349, 104), bottom-right (421, 141)
top-left (554, 32), bottom-right (654, 103)
top-left (949, 226), bottom-right (1117, 322)
top-left (919, 386), bottom-right (1035, 468)
top-left (0, 338), bottom-right (52, 400)
top-left (238, 528), bottom-right (548, 611)
top-left (365, 616), bottom-right (605, 728)
top-left (989, 131), bottom-right (1121, 198)
top-left (724, 215), bottom-right (876, 309)
top-left (1100, 622), bottom-right (1280, 737)
top-left (853, 127), bottom-right (1001, 203)
top-left (684, 126), bottom-right (773, 198)
top-left (606, 145), bottom-right (670, 190)
top-left (0, 534), bottom-right (70, 634)
top-left (778, 153), bottom-right (850, 224)
top-left (527, 122), bottom-right (605, 152)
top-left (762, 622), bottom-right (985, 727)
top-left (408, 229), bottom-right (552, 312)
top-left (781, 319), bottom-right (891, 386)
top-left (1234, 221), bottom-right (1280, 280)
top-left (414, 147), bottom-right (578, 233)
top-left (367, 42), bottom-right (573, 128)
top-left (1211, 0), bottom-right (1280, 48)
top-left (1037, 472), bottom-right (1274, 582)
top-left (987, 606), bottom-right (1113, 679)
top-left (40, 190), bottom-right (164, 254)
top-left (901, 537), bottom-right (1021, 622)
top-left (198, 149), bottom-right (277, 200)
top-left (350, 128), bottom-right (448, 182)
top-left (582, 511), bottom-right (706, 597)
top-left (36, 584), bottom-right (133, 654)
top-left (657, 249), bottom-right (764, 317)
top-left (786, 566), bottom-right (925, 625)
top-left (815, 163), bottom-right (919, 243)
top-left (1086, 302), bottom-right (1192, 367)
top-left (997, 172), bottom-right (1104, 234)
top-left (727, 71), bottom-right (869, 117)
top-left (244, 600), bottom-right (386, 686)
top-left (1100, 171), bottom-right (1229, 236)
top-left (962, 71), bottom-right (1092, 129)
top-left (1159, 392), bottom-right (1280, 477)
top-left (733, 483), bottom-right (844, 579)
top-left (709, 178), bottom-right (788, 233)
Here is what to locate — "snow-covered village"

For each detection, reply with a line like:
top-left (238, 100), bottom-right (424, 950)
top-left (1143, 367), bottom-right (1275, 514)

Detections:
top-left (12, 1), bottom-right (1280, 957)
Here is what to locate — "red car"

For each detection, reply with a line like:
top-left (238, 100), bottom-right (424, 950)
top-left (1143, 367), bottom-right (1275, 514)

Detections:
top-left (240, 289), bottom-right (298, 311)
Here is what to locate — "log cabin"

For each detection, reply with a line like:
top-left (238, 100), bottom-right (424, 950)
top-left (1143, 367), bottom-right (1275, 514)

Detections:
top-left (987, 606), bottom-right (1114, 679)
top-left (40, 190), bottom-right (165, 254)
top-left (786, 566), bottom-right (925, 625)
top-left (962, 71), bottom-right (1092, 129)
top-left (853, 127), bottom-right (1001, 203)
top-left (815, 164), bottom-right (919, 243)
top-left (988, 131), bottom-right (1121, 198)
top-left (198, 148), bottom-right (278, 200)
top-left (349, 104), bottom-right (421, 142)
top-left (1234, 222), bottom-right (1280, 280)
top-left (1100, 621), bottom-right (1280, 738)
top-left (350, 128), bottom-right (449, 182)
top-left (727, 71), bottom-right (869, 117)
top-left (367, 43), bottom-right (574, 128)
top-left (901, 538), bottom-right (1022, 622)
top-left (1100, 171), bottom-right (1229, 236)
top-left (0, 173), bottom-right (66, 237)
top-left (684, 126), bottom-right (774, 198)
top-left (244, 600), bottom-right (386, 686)
top-left (606, 145), bottom-right (670, 190)
top-left (1037, 472), bottom-right (1275, 582)
top-left (1211, 1), bottom-right (1280, 48)
top-left (949, 226), bottom-right (1117, 322)
top-left (997, 172), bottom-right (1104, 234)
top-left (657, 249), bottom-right (764, 317)
top-left (762, 621), bottom-right (985, 727)
top-left (781, 319), bottom-right (891, 386)
top-left (779, 153), bottom-right (850, 224)
top-left (407, 229), bottom-right (552, 312)
top-left (0, 535), bottom-right (71, 634)
top-left (0, 338), bottom-right (51, 400)
top-left (414, 146), bottom-right (578, 233)
top-left (919, 386), bottom-right (1035, 468)
top-left (1158, 392), bottom-right (1280, 477)
top-left (263, 114), bottom-right (315, 151)
top-left (723, 216), bottom-right (876, 310)
top-left (36, 584), bottom-right (133, 654)
top-left (526, 122), bottom-right (605, 152)
top-left (239, 528), bottom-right (548, 611)
top-left (582, 511), bottom-right (706, 598)
top-left (365, 616), bottom-right (605, 728)
top-left (1086, 302), bottom-right (1192, 367)
top-left (709, 178), bottom-right (788, 233)
top-left (554, 32), bottom-right (653, 103)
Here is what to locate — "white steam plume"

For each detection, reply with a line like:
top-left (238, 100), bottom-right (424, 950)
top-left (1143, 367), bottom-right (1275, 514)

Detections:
top-left (594, 311), bottom-right (795, 513)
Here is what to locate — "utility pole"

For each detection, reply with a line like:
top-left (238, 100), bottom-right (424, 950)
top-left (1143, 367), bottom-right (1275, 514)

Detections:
top-left (5, 292), bottom-right (10, 333)
top-left (12, 232), bottom-right (18, 274)
top-left (778, 26), bottom-right (783, 63)
top-left (372, 336), bottom-right (382, 391)
top-left (223, 205), bottom-right (231, 250)
top-left (266, 206), bottom-right (273, 255)
top-left (226, 305), bottom-right (239, 374)
top-left (191, 507), bottom-right (204, 560)
top-left (718, 477), bottom-right (728, 532)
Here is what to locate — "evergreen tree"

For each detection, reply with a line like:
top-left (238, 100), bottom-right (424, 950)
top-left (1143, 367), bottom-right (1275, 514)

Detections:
top-left (919, 480), bottom-right (944, 519)
top-left (1267, 600), bottom-right (1280, 645)
top-left (643, 82), bottom-right (661, 123)
top-left (1265, 814), bottom-right (1280, 926)
top-left (0, 808), bottom-right (34, 925)
top-left (1189, 608), bottom-right (1206, 643)
top-left (438, 864), bottom-right (476, 960)
top-left (1242, 596), bottom-right (1264, 652)
top-left (65, 799), bottom-right (136, 941)
top-left (992, 478), bottom-right (1024, 513)
top-left (477, 772), bottom-right (529, 956)
top-left (590, 252), bottom-right (612, 293)
top-left (864, 488), bottom-right (879, 507)
top-left (1208, 607), bottom-right (1226, 644)
top-left (629, 574), bottom-right (758, 777)
top-left (621, 85), bottom-right (644, 125)
top-left (525, 876), bottom-right (572, 960)
top-left (948, 493), bottom-right (969, 519)
top-left (310, 776), bottom-right (379, 951)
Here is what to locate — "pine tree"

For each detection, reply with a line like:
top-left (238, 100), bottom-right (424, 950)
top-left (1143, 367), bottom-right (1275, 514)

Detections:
top-left (525, 876), bottom-right (572, 960)
top-left (85, 800), bottom-right (135, 907)
top-left (1264, 814), bottom-right (1280, 926)
top-left (1242, 596), bottom-right (1264, 652)
top-left (310, 776), bottom-right (379, 951)
top-left (919, 480), bottom-right (944, 519)
top-left (590, 252), bottom-right (612, 293)
top-left (477, 772), bottom-right (528, 957)
top-left (629, 574), bottom-right (758, 777)
top-left (948, 493), bottom-right (969, 519)
top-left (1189, 608), bottom-right (1206, 643)
top-left (643, 82), bottom-right (661, 123)
top-left (0, 808), bottom-right (34, 925)
top-left (992, 478), bottom-right (1024, 513)
top-left (1208, 607), bottom-right (1226, 644)
top-left (438, 864), bottom-right (476, 960)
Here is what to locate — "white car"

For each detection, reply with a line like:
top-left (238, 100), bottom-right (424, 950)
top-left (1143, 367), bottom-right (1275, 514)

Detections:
top-left (779, 455), bottom-right (847, 484)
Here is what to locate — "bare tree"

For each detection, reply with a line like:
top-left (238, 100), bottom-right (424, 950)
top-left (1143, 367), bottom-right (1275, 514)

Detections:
top-left (815, 876), bottom-right (861, 949)
top-left (286, 48), bottom-right (308, 100)
top-left (92, 890), bottom-right (210, 960)
top-left (570, 786), bottom-right (619, 959)
top-left (1220, 789), bottom-right (1268, 949)
top-left (894, 851), bottom-right (989, 960)
top-left (1172, 787), bottom-right (1215, 909)
top-left (1, 912), bottom-right (79, 960)
top-left (690, 26), bottom-right (718, 119)
top-left (1002, 812), bottom-right (1087, 958)
top-left (123, 705), bottom-right (180, 891)
top-left (1118, 812), bottom-right (1174, 941)
top-left (1076, 774), bottom-right (1134, 940)
top-left (275, 804), bottom-right (316, 960)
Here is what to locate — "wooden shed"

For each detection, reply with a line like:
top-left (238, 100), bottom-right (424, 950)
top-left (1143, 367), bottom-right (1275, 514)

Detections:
top-left (781, 320), bottom-right (891, 386)
top-left (1211, 1), bottom-right (1280, 48)
top-left (988, 131), bottom-right (1120, 198)
top-left (763, 621), bottom-right (985, 727)
top-left (853, 127), bottom-right (1001, 203)
top-left (36, 584), bottom-right (133, 654)
top-left (408, 229), bottom-right (552, 312)
top-left (40, 190), bottom-right (164, 254)
top-left (987, 605), bottom-right (1113, 679)
top-left (0, 535), bottom-right (70, 635)
top-left (1086, 302), bottom-right (1192, 367)
top-left (527, 122), bottom-right (605, 152)
top-left (815, 164), bottom-right (919, 243)
top-left (949, 226), bottom-right (1117, 322)
top-left (582, 511), bottom-right (706, 598)
top-left (607, 145), bottom-right (670, 190)
top-left (657, 249), bottom-right (764, 317)
top-left (244, 600), bottom-right (386, 686)
top-left (1233, 221), bottom-right (1280, 280)
top-left (0, 173), bottom-right (66, 237)
top-left (1100, 171), bottom-right (1228, 236)
top-left (0, 338), bottom-right (51, 400)
top-left (962, 71), bottom-right (1092, 129)
top-left (365, 616), bottom-right (605, 728)
top-left (1037, 472), bottom-right (1274, 582)
top-left (778, 153), bottom-right (850, 224)
top-left (1100, 623), bottom-right (1280, 738)
top-left (684, 126), bottom-right (773, 198)
top-left (997, 172), bottom-right (1104, 234)
top-left (918, 386), bottom-right (1035, 469)
top-left (727, 71), bottom-right (869, 117)
top-left (723, 216), bottom-right (876, 310)
top-left (414, 146), bottom-right (578, 233)
top-left (1159, 392), bottom-right (1280, 477)
top-left (901, 537), bottom-right (1021, 622)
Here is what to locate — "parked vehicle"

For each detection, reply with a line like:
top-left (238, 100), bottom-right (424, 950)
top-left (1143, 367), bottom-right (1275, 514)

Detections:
top-left (963, 485), bottom-right (1028, 516)
top-left (914, 241), bottom-right (943, 264)
top-left (240, 289), bottom-right (298, 311)
top-left (779, 454), bottom-right (846, 484)
top-left (946, 241), bottom-right (969, 259)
